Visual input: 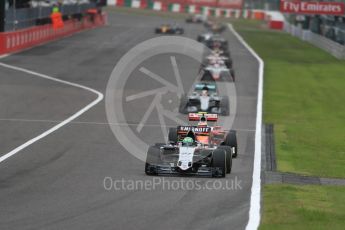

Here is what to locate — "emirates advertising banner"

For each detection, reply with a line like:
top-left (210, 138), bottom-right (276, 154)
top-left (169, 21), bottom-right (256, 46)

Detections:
top-left (280, 0), bottom-right (345, 16)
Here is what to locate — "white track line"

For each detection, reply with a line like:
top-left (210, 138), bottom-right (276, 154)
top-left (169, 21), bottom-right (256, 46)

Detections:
top-left (0, 118), bottom-right (256, 132)
top-left (0, 55), bottom-right (10, 59)
top-left (0, 62), bottom-right (104, 163)
top-left (228, 24), bottom-right (264, 230)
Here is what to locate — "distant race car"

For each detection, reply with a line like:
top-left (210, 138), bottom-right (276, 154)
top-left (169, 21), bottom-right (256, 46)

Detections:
top-left (179, 82), bottom-right (229, 115)
top-left (145, 113), bottom-right (238, 177)
top-left (186, 14), bottom-right (207, 23)
top-left (206, 35), bottom-right (229, 50)
top-left (210, 23), bottom-right (226, 33)
top-left (203, 20), bottom-right (214, 29)
top-left (197, 32), bottom-right (214, 43)
top-left (202, 63), bottom-right (235, 82)
top-left (205, 50), bottom-right (233, 68)
top-left (204, 21), bottom-right (226, 33)
top-left (155, 24), bottom-right (184, 34)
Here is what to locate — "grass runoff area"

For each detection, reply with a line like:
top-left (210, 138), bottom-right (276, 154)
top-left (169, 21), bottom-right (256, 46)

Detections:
top-left (232, 20), bottom-right (345, 229)
top-left (261, 185), bottom-right (345, 230)
top-left (232, 20), bottom-right (345, 178)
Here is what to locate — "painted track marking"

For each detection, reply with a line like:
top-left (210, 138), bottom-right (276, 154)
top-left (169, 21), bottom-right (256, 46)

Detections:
top-left (0, 118), bottom-right (256, 132)
top-left (228, 24), bottom-right (264, 230)
top-left (0, 62), bottom-right (104, 163)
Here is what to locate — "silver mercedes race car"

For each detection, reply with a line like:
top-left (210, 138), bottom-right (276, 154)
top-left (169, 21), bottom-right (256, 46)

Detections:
top-left (179, 83), bottom-right (229, 115)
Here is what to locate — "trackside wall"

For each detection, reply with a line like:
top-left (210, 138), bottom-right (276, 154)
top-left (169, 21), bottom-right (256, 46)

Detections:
top-left (0, 13), bottom-right (107, 55)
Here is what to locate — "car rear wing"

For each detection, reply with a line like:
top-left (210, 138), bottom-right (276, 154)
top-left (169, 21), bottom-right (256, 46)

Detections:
top-left (177, 126), bottom-right (211, 141)
top-left (204, 66), bottom-right (229, 71)
top-left (188, 113), bottom-right (218, 122)
top-left (194, 83), bottom-right (216, 91)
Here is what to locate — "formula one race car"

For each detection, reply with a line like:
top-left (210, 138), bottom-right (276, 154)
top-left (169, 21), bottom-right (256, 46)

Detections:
top-left (206, 35), bottom-right (229, 50)
top-left (186, 14), bottom-right (207, 23)
top-left (155, 24), bottom-right (184, 34)
top-left (205, 50), bottom-right (233, 68)
top-left (204, 21), bottom-right (226, 33)
top-left (197, 32), bottom-right (214, 43)
top-left (179, 83), bottom-right (229, 115)
top-left (210, 45), bottom-right (231, 57)
top-left (202, 63), bottom-right (235, 82)
top-left (145, 113), bottom-right (238, 177)
top-left (211, 23), bottom-right (226, 33)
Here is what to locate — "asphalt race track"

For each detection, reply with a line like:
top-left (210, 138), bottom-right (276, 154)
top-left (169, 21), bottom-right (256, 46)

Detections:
top-left (0, 11), bottom-right (259, 230)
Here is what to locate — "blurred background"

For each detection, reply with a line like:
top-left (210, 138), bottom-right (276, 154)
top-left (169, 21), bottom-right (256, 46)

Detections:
top-left (0, 0), bottom-right (344, 44)
top-left (0, 0), bottom-right (106, 31)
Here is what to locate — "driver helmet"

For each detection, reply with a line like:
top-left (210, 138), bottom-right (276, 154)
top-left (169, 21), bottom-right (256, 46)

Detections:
top-left (198, 116), bottom-right (208, 126)
top-left (182, 137), bottom-right (194, 145)
top-left (201, 86), bottom-right (209, 96)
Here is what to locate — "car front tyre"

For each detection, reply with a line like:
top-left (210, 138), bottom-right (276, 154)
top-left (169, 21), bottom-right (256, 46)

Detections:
top-left (212, 149), bottom-right (227, 177)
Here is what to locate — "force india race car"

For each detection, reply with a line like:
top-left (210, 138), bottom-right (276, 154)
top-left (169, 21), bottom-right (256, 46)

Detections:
top-left (179, 83), bottom-right (229, 115)
top-left (145, 113), bottom-right (238, 177)
top-left (201, 63), bottom-right (235, 82)
top-left (155, 24), bottom-right (184, 34)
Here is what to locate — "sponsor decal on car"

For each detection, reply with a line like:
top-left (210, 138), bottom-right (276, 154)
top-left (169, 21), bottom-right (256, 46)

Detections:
top-left (178, 126), bottom-right (211, 133)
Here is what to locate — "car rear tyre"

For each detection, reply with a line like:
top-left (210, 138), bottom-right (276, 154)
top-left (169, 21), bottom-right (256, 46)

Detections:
top-left (225, 59), bottom-right (233, 69)
top-left (223, 130), bottom-right (238, 158)
top-left (230, 69), bottom-right (235, 82)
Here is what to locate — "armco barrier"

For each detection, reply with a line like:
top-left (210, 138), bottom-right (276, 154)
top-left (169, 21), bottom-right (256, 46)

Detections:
top-left (308, 32), bottom-right (345, 59)
top-left (284, 22), bottom-right (345, 59)
top-left (0, 13), bottom-right (107, 55)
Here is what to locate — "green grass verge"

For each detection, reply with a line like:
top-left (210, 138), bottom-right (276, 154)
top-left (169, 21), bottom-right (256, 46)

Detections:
top-left (232, 20), bottom-right (345, 178)
top-left (260, 184), bottom-right (345, 230)
top-left (231, 20), bottom-right (345, 229)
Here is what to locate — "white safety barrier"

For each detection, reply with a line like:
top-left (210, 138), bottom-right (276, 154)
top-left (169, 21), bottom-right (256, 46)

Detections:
top-left (284, 22), bottom-right (345, 59)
